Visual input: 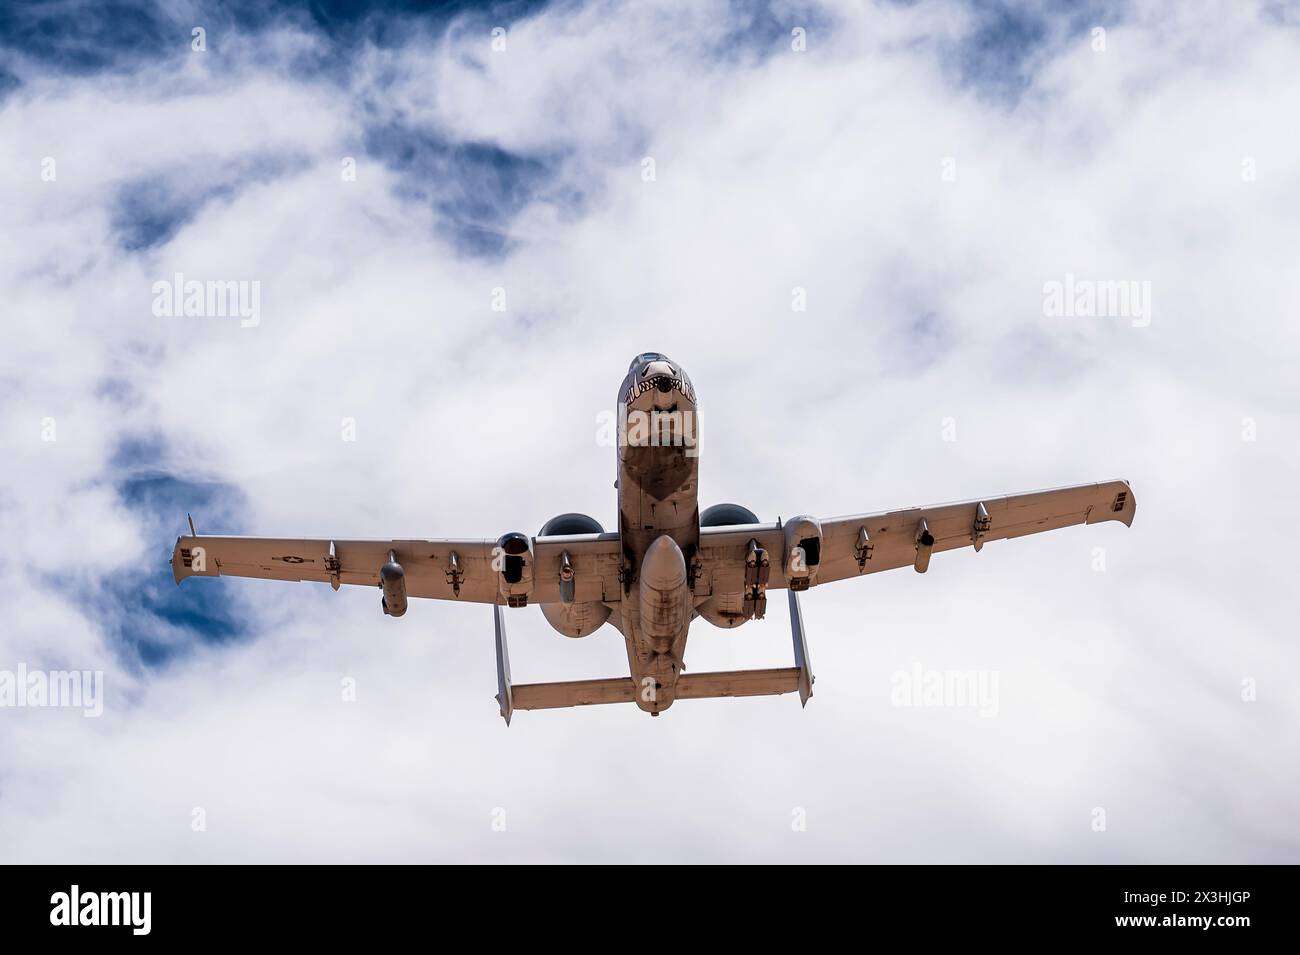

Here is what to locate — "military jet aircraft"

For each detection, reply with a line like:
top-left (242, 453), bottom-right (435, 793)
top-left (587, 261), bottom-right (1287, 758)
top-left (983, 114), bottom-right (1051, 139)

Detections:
top-left (172, 352), bottom-right (1136, 723)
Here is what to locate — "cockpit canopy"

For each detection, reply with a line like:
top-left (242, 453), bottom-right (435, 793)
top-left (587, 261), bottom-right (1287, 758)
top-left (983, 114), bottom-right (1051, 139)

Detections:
top-left (629, 352), bottom-right (675, 376)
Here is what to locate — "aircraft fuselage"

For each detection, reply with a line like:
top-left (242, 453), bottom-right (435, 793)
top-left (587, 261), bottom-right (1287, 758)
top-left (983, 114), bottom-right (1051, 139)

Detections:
top-left (616, 353), bottom-right (700, 714)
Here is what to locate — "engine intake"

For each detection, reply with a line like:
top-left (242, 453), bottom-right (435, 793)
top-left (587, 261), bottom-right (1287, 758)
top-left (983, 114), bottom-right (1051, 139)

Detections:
top-left (539, 513), bottom-right (605, 537)
top-left (700, 503), bottom-right (760, 527)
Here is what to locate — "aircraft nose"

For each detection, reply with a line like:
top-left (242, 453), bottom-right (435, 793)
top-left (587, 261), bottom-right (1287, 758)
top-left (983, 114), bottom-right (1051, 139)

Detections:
top-left (640, 359), bottom-right (682, 404)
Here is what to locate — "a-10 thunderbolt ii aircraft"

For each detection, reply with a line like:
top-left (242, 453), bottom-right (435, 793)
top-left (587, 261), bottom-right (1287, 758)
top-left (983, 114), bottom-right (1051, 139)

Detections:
top-left (172, 352), bottom-right (1136, 723)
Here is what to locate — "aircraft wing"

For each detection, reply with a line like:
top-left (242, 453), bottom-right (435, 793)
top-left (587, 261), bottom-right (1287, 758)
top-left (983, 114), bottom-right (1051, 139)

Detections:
top-left (170, 531), bottom-right (624, 605)
top-left (697, 480), bottom-right (1135, 593)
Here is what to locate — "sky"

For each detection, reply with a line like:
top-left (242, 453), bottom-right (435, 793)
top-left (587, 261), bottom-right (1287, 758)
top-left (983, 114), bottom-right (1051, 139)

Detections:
top-left (0, 0), bottom-right (1297, 863)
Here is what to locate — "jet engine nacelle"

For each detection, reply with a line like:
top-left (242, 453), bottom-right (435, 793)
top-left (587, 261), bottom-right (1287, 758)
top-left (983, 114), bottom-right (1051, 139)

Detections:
top-left (536, 513), bottom-right (612, 636)
top-left (783, 515), bottom-right (822, 591)
top-left (697, 503), bottom-right (762, 628)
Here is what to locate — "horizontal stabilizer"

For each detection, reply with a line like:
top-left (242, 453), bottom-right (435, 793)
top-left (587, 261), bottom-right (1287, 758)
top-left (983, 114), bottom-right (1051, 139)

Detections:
top-left (510, 667), bottom-right (803, 711)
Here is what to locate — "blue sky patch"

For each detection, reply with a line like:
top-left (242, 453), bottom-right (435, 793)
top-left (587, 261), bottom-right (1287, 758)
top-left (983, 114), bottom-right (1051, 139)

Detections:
top-left (91, 436), bottom-right (253, 668)
top-left (109, 156), bottom-right (306, 253)
top-left (364, 122), bottom-right (562, 255)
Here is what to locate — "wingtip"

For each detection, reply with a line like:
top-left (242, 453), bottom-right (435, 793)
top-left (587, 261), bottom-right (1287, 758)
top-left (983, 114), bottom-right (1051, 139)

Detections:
top-left (1120, 479), bottom-right (1137, 527)
top-left (171, 537), bottom-right (185, 585)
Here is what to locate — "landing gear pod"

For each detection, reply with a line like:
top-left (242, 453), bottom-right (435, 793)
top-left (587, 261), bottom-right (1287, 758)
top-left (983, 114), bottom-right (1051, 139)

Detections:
top-left (496, 532), bottom-right (534, 607)
top-left (782, 515), bottom-right (822, 591)
top-left (380, 551), bottom-right (408, 617)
